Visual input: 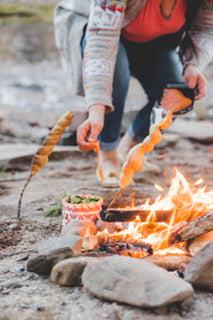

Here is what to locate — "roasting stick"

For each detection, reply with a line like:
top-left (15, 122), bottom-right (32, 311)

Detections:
top-left (110, 89), bottom-right (193, 207)
top-left (17, 111), bottom-right (73, 219)
top-left (108, 187), bottom-right (124, 208)
top-left (108, 112), bottom-right (173, 207)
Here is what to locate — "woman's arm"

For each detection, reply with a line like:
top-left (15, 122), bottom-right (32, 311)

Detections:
top-left (77, 0), bottom-right (127, 150)
top-left (83, 0), bottom-right (127, 111)
top-left (77, 104), bottom-right (105, 151)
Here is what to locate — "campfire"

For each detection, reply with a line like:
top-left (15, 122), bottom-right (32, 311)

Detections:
top-left (85, 168), bottom-right (213, 265)
top-left (27, 167), bottom-right (213, 305)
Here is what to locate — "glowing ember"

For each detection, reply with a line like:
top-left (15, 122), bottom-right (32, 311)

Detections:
top-left (98, 168), bottom-right (213, 255)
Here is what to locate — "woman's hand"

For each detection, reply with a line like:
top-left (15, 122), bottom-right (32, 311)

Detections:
top-left (183, 64), bottom-right (208, 100)
top-left (77, 104), bottom-right (105, 151)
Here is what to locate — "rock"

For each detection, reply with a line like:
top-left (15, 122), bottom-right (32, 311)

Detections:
top-left (82, 256), bottom-right (193, 308)
top-left (143, 254), bottom-right (192, 271)
top-left (51, 257), bottom-right (96, 286)
top-left (27, 249), bottom-right (76, 276)
top-left (27, 235), bottom-right (83, 275)
top-left (61, 219), bottom-right (97, 237)
top-left (168, 118), bottom-right (213, 143)
top-left (96, 221), bottom-right (124, 233)
top-left (184, 241), bottom-right (213, 290)
top-left (189, 231), bottom-right (213, 256)
top-left (82, 236), bottom-right (99, 251)
top-left (38, 235), bottom-right (82, 256)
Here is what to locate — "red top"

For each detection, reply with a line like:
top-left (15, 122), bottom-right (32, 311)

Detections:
top-left (122, 0), bottom-right (186, 42)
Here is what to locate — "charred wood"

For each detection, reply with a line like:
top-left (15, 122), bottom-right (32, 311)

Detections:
top-left (100, 208), bottom-right (172, 223)
top-left (169, 211), bottom-right (213, 244)
top-left (98, 239), bottom-right (152, 257)
top-left (189, 231), bottom-right (213, 256)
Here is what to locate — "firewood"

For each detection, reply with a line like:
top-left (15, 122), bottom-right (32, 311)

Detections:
top-left (17, 111), bottom-right (73, 219)
top-left (100, 208), bottom-right (172, 222)
top-left (189, 231), bottom-right (213, 256)
top-left (143, 254), bottom-right (192, 271)
top-left (98, 239), bottom-right (152, 257)
top-left (169, 211), bottom-right (213, 244)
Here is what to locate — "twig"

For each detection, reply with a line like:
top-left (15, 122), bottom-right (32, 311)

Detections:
top-left (17, 174), bottom-right (33, 219)
top-left (108, 187), bottom-right (124, 209)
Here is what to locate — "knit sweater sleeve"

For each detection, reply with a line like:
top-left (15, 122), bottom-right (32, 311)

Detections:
top-left (184, 1), bottom-right (213, 71)
top-left (83, 0), bottom-right (127, 112)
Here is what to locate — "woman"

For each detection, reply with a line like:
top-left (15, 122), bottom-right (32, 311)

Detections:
top-left (54, 0), bottom-right (213, 186)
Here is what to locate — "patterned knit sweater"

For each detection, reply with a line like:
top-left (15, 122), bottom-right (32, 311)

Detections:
top-left (54, 0), bottom-right (213, 111)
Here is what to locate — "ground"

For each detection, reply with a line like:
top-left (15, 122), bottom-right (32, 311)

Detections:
top-left (0, 2), bottom-right (213, 319)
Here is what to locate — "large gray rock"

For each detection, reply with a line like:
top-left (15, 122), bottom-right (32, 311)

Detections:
top-left (38, 235), bottom-right (82, 256)
top-left (184, 241), bottom-right (213, 290)
top-left (82, 256), bottom-right (193, 308)
top-left (27, 235), bottom-right (82, 275)
top-left (51, 257), bottom-right (96, 286)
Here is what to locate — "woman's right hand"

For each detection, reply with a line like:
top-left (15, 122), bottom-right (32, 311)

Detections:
top-left (77, 104), bottom-right (105, 151)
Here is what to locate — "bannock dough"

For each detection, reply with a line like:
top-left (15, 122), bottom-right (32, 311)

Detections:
top-left (30, 111), bottom-right (73, 175)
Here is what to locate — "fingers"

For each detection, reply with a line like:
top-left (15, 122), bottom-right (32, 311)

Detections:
top-left (88, 123), bottom-right (101, 142)
top-left (185, 74), bottom-right (197, 89)
top-left (195, 75), bottom-right (208, 100)
top-left (77, 118), bottom-right (104, 152)
top-left (183, 69), bottom-right (197, 89)
top-left (183, 64), bottom-right (208, 100)
top-left (77, 120), bottom-right (95, 152)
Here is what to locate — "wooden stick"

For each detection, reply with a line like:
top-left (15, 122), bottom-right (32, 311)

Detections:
top-left (169, 211), bottom-right (213, 244)
top-left (17, 111), bottom-right (73, 219)
top-left (108, 187), bottom-right (124, 209)
top-left (17, 174), bottom-right (33, 220)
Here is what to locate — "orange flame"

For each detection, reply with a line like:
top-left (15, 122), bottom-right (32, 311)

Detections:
top-left (98, 168), bottom-right (213, 255)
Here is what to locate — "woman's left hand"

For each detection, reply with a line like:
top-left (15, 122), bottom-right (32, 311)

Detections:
top-left (183, 64), bottom-right (208, 100)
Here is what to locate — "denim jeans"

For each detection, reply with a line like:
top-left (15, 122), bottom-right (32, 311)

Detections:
top-left (81, 33), bottom-right (183, 151)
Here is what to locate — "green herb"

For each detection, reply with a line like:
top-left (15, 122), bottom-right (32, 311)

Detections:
top-left (69, 195), bottom-right (100, 204)
top-left (44, 206), bottom-right (61, 217)
top-left (85, 196), bottom-right (100, 203)
top-left (70, 195), bottom-right (85, 204)
top-left (44, 191), bottom-right (67, 217)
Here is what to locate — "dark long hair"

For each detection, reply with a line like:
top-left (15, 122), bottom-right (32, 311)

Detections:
top-left (180, 0), bottom-right (202, 58)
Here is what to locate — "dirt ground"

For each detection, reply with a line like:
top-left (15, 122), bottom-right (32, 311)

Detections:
top-left (0, 135), bottom-right (213, 320)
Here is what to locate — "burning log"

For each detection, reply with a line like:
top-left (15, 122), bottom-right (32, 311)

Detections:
top-left (143, 254), bottom-right (192, 271)
top-left (99, 239), bottom-right (152, 258)
top-left (100, 208), bottom-right (172, 223)
top-left (169, 211), bottom-right (213, 244)
top-left (189, 231), bottom-right (213, 256)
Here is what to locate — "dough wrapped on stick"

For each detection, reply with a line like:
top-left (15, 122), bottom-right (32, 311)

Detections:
top-left (119, 112), bottom-right (173, 189)
top-left (17, 111), bottom-right (73, 219)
